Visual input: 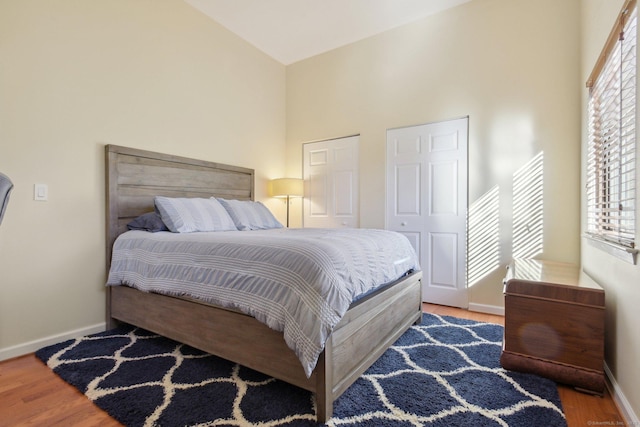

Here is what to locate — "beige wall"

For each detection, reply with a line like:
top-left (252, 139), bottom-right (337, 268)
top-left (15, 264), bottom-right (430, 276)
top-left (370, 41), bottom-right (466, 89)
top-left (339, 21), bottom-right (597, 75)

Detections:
top-left (286, 0), bottom-right (582, 309)
top-left (581, 0), bottom-right (640, 420)
top-left (3, 0), bottom-right (637, 420)
top-left (0, 0), bottom-right (286, 355)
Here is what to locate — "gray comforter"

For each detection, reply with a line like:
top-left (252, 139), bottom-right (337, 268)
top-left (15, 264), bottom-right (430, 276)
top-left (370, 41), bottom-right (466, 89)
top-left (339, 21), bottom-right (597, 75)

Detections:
top-left (107, 227), bottom-right (420, 376)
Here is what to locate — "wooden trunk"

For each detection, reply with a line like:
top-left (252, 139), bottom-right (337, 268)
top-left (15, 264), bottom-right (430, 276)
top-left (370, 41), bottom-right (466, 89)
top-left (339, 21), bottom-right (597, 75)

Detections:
top-left (500, 259), bottom-right (605, 395)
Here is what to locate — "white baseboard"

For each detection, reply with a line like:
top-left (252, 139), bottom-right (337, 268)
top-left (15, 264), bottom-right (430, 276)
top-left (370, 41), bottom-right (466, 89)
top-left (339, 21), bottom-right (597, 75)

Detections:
top-left (604, 362), bottom-right (640, 425)
top-left (467, 302), bottom-right (505, 316)
top-left (0, 323), bottom-right (106, 362)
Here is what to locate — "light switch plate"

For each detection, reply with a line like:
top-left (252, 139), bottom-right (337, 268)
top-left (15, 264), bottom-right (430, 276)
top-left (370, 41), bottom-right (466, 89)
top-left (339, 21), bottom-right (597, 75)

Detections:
top-left (34, 184), bottom-right (48, 201)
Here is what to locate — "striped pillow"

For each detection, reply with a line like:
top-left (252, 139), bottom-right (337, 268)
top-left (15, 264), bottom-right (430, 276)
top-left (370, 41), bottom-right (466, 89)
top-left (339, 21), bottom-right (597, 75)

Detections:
top-left (154, 197), bottom-right (237, 233)
top-left (217, 198), bottom-right (283, 231)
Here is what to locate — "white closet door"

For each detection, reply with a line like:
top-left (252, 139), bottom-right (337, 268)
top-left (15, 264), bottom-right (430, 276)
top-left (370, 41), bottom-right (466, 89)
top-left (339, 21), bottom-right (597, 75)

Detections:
top-left (386, 118), bottom-right (468, 307)
top-left (303, 136), bottom-right (359, 228)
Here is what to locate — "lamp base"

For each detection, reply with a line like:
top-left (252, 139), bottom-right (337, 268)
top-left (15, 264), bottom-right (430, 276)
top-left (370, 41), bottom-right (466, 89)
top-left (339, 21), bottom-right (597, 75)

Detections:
top-left (285, 195), bottom-right (290, 228)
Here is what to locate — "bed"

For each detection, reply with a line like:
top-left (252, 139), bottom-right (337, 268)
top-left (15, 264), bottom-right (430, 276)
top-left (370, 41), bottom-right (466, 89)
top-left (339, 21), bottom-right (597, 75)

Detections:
top-left (105, 144), bottom-right (423, 422)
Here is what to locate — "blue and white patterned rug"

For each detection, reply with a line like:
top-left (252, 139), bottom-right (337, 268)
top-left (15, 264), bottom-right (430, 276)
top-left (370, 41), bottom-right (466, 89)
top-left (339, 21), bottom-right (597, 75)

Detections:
top-left (36, 313), bottom-right (566, 426)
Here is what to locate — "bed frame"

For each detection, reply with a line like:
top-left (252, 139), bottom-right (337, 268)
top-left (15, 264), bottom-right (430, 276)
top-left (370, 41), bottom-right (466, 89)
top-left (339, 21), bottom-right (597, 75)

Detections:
top-left (105, 144), bottom-right (423, 422)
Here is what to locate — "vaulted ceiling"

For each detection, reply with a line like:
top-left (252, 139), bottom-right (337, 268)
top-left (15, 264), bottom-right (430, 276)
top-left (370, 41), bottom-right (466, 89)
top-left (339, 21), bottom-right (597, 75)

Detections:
top-left (185, 0), bottom-right (472, 65)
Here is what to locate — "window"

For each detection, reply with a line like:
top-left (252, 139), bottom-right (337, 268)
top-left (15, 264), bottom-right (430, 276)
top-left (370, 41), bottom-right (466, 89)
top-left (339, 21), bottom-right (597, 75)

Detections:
top-left (586, 0), bottom-right (637, 251)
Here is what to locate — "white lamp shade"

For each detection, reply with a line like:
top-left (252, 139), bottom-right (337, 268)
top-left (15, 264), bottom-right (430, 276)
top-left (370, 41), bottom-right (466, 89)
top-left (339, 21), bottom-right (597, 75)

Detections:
top-left (269, 178), bottom-right (303, 197)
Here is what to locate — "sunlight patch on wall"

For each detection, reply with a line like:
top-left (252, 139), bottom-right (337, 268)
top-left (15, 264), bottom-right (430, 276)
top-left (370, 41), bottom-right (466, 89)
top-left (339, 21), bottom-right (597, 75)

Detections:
top-left (512, 151), bottom-right (544, 259)
top-left (510, 258), bottom-right (543, 280)
top-left (467, 185), bottom-right (500, 287)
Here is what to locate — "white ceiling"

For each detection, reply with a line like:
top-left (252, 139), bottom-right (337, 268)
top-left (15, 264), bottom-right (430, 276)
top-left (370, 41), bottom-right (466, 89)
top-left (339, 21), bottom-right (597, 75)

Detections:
top-left (184, 0), bottom-right (472, 65)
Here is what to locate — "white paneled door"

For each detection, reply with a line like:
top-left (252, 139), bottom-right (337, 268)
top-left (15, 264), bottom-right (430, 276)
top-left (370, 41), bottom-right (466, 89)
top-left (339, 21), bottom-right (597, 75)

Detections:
top-left (386, 118), bottom-right (468, 307)
top-left (303, 135), bottom-right (359, 228)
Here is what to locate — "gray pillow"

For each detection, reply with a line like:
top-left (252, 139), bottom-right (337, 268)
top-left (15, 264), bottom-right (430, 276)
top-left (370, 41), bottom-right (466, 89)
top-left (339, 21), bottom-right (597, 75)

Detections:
top-left (218, 198), bottom-right (283, 231)
top-left (127, 212), bottom-right (169, 232)
top-left (154, 196), bottom-right (237, 233)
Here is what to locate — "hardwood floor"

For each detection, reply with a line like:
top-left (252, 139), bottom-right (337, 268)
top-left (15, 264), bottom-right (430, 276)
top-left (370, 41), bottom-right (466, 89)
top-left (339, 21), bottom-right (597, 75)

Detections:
top-left (0, 353), bottom-right (121, 426)
top-left (0, 305), bottom-right (624, 426)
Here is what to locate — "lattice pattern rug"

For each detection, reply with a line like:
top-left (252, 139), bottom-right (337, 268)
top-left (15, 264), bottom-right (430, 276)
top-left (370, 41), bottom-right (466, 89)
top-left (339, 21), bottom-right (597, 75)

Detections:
top-left (36, 313), bottom-right (566, 426)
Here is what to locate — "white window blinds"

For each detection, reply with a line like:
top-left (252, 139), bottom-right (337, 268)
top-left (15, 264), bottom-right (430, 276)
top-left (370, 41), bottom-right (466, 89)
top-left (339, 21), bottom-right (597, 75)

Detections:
top-left (586, 1), bottom-right (637, 249)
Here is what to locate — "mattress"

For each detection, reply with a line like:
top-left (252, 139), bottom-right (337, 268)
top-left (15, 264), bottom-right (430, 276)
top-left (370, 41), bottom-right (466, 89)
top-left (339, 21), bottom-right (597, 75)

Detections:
top-left (107, 227), bottom-right (420, 376)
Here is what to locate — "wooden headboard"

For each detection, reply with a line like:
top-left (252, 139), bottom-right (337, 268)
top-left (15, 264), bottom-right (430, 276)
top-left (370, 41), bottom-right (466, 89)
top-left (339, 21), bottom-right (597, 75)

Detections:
top-left (105, 144), bottom-right (255, 267)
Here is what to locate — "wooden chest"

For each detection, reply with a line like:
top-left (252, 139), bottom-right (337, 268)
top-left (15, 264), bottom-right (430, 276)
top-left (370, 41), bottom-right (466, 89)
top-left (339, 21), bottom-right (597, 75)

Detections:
top-left (500, 259), bottom-right (605, 394)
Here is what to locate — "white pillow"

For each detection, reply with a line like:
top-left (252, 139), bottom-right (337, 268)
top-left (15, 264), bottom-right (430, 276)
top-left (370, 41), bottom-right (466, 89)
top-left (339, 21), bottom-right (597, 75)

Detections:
top-left (217, 198), bottom-right (283, 231)
top-left (154, 197), bottom-right (237, 233)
